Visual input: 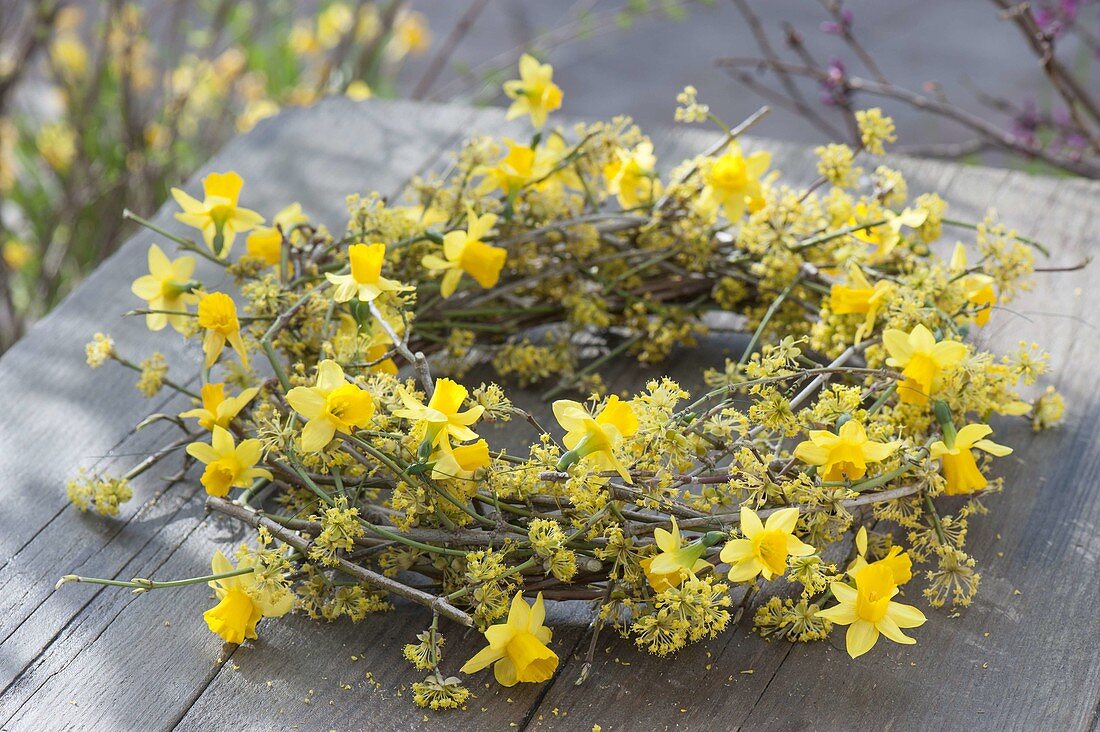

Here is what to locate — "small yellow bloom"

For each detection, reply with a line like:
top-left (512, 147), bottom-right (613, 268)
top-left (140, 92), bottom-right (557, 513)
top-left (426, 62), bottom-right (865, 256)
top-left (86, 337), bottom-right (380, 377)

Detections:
top-left (829, 264), bottom-right (893, 343)
top-left (883, 324), bottom-right (968, 405)
top-left (702, 142), bottom-right (771, 221)
top-left (849, 204), bottom-right (926, 260)
top-left (479, 139), bottom-right (540, 196)
top-left (422, 208), bottom-right (506, 298)
top-left (604, 142), bottom-right (658, 209)
top-left (332, 312), bottom-right (398, 374)
top-left (203, 549), bottom-right (294, 644)
top-left (552, 396), bottom-right (638, 483)
top-left (793, 419), bottom-right (897, 482)
top-left (186, 426), bottom-right (272, 497)
top-left (172, 171), bottom-right (265, 257)
top-left (394, 378), bottom-right (485, 447)
top-left (461, 591), bottom-right (558, 686)
top-left (503, 54), bottom-right (563, 128)
top-left (345, 80), bottom-right (373, 101)
top-left (639, 517), bottom-right (711, 591)
top-left (2, 239), bottom-right (32, 271)
top-left (197, 292), bottom-right (249, 368)
top-left (390, 10), bottom-right (432, 58)
top-left (950, 243), bottom-right (996, 327)
top-left (817, 558), bottom-right (926, 658)
top-left (180, 382), bottom-right (259, 432)
top-left (929, 423), bottom-right (1012, 495)
top-left (325, 242), bottom-right (411, 303)
top-left (431, 438), bottom-right (491, 482)
top-left (286, 360), bottom-right (376, 452)
top-left (245, 202), bottom-right (309, 266)
top-left (720, 506), bottom-right (815, 582)
top-left (130, 244), bottom-right (198, 333)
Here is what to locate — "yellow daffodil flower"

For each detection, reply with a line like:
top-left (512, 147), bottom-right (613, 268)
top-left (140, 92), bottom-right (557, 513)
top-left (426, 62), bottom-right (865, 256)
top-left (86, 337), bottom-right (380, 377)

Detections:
top-left (702, 141), bottom-right (771, 221)
top-left (186, 426), bottom-right (272, 497)
top-left (639, 517), bottom-right (712, 591)
top-left (197, 292), bottom-right (249, 368)
top-left (849, 205), bottom-right (926, 260)
top-left (431, 438), bottom-right (491, 482)
top-left (950, 243), bottom-right (997, 327)
top-left (171, 171), bottom-right (264, 257)
top-left (930, 422), bottom-right (1012, 495)
top-left (503, 54), bottom-right (563, 128)
top-left (332, 313), bottom-right (398, 375)
top-left (394, 378), bottom-right (485, 447)
top-left (817, 557), bottom-right (926, 658)
top-left (604, 142), bottom-right (658, 209)
top-left (479, 139), bottom-right (540, 196)
top-left (846, 527), bottom-right (913, 582)
top-left (325, 242), bottom-right (411, 303)
top-left (883, 324), bottom-right (968, 405)
top-left (461, 591), bottom-right (558, 686)
top-left (552, 395), bottom-right (639, 483)
top-left (245, 202), bottom-right (309, 266)
top-left (422, 208), bottom-right (506, 298)
top-left (286, 359), bottom-right (375, 452)
top-left (720, 506), bottom-right (815, 582)
top-left (130, 244), bottom-right (198, 333)
top-left (180, 382), bottom-right (259, 431)
top-left (204, 550), bottom-right (294, 644)
top-left (793, 419), bottom-right (897, 482)
top-left (829, 264), bottom-right (893, 343)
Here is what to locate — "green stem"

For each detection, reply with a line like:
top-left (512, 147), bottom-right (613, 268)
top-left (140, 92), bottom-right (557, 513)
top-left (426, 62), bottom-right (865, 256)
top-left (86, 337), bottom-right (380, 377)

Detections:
top-left (56, 566), bottom-right (253, 592)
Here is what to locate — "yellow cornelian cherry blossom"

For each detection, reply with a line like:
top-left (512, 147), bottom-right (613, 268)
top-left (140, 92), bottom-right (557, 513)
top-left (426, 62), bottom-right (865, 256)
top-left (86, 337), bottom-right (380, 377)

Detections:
top-left (639, 517), bottom-right (711, 592)
top-left (701, 141), bottom-right (770, 221)
top-left (186, 426), bottom-right (271, 497)
top-left (817, 555), bottom-right (926, 658)
top-left (245, 202), bottom-right (309, 266)
top-left (883, 324), bottom-right (968, 405)
top-left (950, 243), bottom-right (997, 327)
top-left (326, 242), bottom-right (411, 303)
top-left (461, 591), bottom-right (558, 686)
top-left (285, 359), bottom-right (375, 452)
top-left (793, 419), bottom-right (897, 482)
top-left (203, 550), bottom-right (294, 644)
top-left (394, 378), bottom-right (485, 447)
top-left (829, 264), bottom-right (893, 343)
top-left (171, 170), bottom-right (264, 257)
top-left (502, 54), bottom-right (563, 128)
top-left (197, 291), bottom-right (249, 368)
top-left (552, 395), bottom-right (639, 483)
top-left (180, 382), bottom-right (259, 431)
top-left (130, 244), bottom-right (198, 333)
top-left (422, 208), bottom-right (506, 298)
top-left (604, 141), bottom-right (658, 209)
top-left (849, 205), bottom-right (926, 260)
top-left (431, 438), bottom-right (491, 482)
top-left (929, 422), bottom-right (1012, 495)
top-left (720, 506), bottom-right (815, 582)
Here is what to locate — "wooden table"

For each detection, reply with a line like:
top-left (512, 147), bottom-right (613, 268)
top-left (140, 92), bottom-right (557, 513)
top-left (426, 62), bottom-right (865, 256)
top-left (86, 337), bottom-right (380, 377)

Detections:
top-left (1, 99), bottom-right (1097, 731)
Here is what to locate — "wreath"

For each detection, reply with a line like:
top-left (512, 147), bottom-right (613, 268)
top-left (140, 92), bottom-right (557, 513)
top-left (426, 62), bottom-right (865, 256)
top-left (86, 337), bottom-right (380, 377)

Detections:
top-left (63, 58), bottom-right (1063, 710)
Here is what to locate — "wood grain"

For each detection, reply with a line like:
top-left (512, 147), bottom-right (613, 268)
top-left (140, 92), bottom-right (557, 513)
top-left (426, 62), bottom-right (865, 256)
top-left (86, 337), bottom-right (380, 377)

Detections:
top-left (1, 99), bottom-right (1097, 731)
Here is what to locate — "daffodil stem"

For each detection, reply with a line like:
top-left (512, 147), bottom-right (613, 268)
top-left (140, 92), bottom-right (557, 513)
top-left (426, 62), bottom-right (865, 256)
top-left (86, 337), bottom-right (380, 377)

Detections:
top-left (923, 492), bottom-right (949, 545)
top-left (738, 273), bottom-right (803, 367)
top-left (791, 218), bottom-right (888, 252)
top-left (206, 496), bottom-right (474, 626)
top-left (123, 209), bottom-right (226, 266)
top-left (55, 567), bottom-right (253, 592)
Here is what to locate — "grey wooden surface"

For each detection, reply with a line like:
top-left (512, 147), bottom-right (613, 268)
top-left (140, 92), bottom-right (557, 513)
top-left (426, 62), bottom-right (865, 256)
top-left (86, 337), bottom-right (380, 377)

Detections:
top-left (1, 99), bottom-right (1097, 731)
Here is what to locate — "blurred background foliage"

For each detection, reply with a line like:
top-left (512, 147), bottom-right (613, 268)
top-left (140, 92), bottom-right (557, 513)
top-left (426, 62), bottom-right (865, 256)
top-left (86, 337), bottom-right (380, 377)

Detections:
top-left (0, 0), bottom-right (1096, 353)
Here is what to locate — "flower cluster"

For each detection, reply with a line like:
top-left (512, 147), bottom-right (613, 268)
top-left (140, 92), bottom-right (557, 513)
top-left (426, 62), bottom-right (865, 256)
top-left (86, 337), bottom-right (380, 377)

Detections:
top-left (61, 64), bottom-right (1063, 710)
